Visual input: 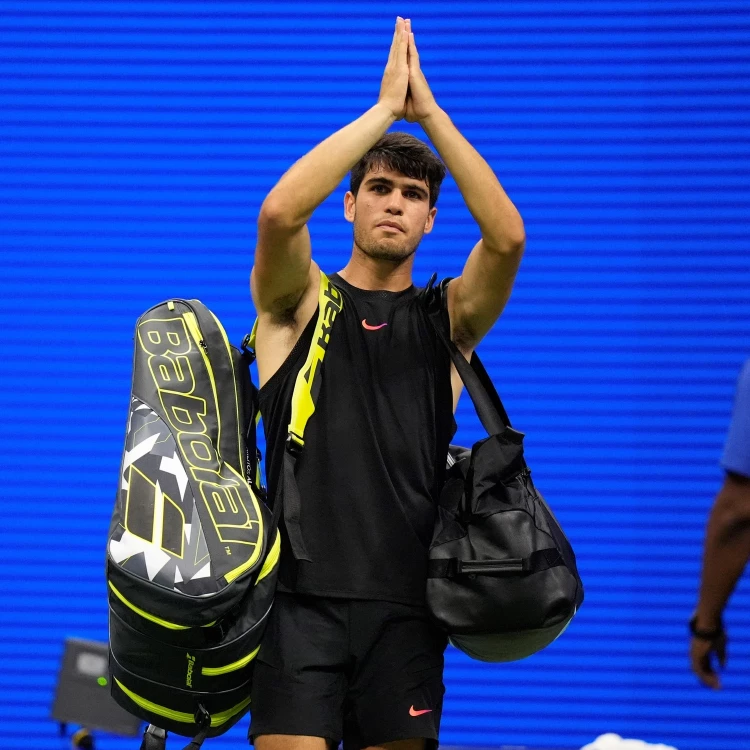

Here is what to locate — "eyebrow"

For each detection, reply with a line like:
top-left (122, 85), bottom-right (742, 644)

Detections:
top-left (364, 176), bottom-right (429, 200)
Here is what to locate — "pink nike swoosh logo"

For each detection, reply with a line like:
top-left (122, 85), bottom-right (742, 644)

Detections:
top-left (409, 706), bottom-right (433, 717)
top-left (362, 319), bottom-right (387, 331)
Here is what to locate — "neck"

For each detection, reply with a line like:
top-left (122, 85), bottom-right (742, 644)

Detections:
top-left (338, 243), bottom-right (415, 291)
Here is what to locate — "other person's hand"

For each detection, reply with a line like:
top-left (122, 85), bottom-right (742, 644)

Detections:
top-left (378, 17), bottom-right (410, 120)
top-left (690, 619), bottom-right (727, 689)
top-left (405, 21), bottom-right (439, 123)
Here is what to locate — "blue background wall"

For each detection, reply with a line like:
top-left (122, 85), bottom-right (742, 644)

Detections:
top-left (1, 2), bottom-right (749, 749)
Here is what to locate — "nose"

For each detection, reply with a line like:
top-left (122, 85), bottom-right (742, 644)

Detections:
top-left (384, 193), bottom-right (405, 215)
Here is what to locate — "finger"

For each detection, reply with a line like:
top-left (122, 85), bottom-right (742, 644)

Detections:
top-left (408, 32), bottom-right (420, 69)
top-left (697, 650), bottom-right (721, 689)
top-left (696, 661), bottom-right (720, 689)
top-left (397, 19), bottom-right (408, 66)
top-left (388, 18), bottom-right (401, 64)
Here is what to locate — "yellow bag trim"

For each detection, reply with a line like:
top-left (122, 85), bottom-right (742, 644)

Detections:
top-left (109, 582), bottom-right (190, 630)
top-left (209, 309), bottom-right (244, 476)
top-left (288, 270), bottom-right (343, 444)
top-left (109, 582), bottom-right (217, 630)
top-left (182, 311), bottom-right (223, 452)
top-left (248, 318), bottom-right (258, 351)
top-left (222, 482), bottom-right (265, 584)
top-left (201, 644), bottom-right (261, 676)
top-left (114, 678), bottom-right (251, 726)
top-left (183, 309), bottom-right (266, 585)
top-left (255, 530), bottom-right (280, 585)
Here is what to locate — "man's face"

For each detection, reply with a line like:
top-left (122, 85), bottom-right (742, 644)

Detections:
top-left (344, 166), bottom-right (437, 262)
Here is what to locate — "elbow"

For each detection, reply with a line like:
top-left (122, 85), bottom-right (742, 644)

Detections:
top-left (713, 485), bottom-right (750, 536)
top-left (485, 211), bottom-right (525, 256)
top-left (506, 214), bottom-right (526, 253)
top-left (258, 192), bottom-right (306, 233)
top-left (507, 228), bottom-right (526, 255)
top-left (486, 226), bottom-right (526, 256)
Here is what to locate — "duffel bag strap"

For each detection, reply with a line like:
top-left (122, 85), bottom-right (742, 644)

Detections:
top-left (421, 273), bottom-right (511, 437)
top-left (428, 548), bottom-right (564, 578)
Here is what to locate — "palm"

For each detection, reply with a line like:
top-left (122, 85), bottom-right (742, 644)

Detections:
top-left (405, 91), bottom-right (418, 123)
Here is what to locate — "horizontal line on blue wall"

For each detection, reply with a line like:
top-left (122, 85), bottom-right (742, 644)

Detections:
top-left (2, 128), bottom-right (750, 145)
top-left (5, 26), bottom-right (750, 40)
top-left (4, 66), bottom-right (750, 81)
top-left (5, 1), bottom-right (750, 18)
top-left (5, 37), bottom-right (750, 52)
top-left (4, 197), bottom-right (750, 212)
top-left (5, 76), bottom-right (750, 91)
top-left (3, 16), bottom-right (750, 30)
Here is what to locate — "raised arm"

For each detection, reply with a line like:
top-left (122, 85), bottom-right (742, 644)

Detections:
top-left (405, 24), bottom-right (525, 354)
top-left (251, 18), bottom-right (411, 319)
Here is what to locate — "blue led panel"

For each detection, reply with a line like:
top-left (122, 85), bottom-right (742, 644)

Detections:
top-left (1, 2), bottom-right (749, 749)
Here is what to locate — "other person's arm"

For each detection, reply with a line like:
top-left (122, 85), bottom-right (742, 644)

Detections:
top-left (691, 361), bottom-right (750, 689)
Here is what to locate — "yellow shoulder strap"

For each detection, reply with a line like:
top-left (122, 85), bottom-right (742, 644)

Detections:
top-left (287, 270), bottom-right (343, 449)
top-left (248, 318), bottom-right (259, 351)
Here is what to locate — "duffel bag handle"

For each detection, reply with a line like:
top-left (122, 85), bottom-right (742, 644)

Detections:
top-left (427, 548), bottom-right (564, 579)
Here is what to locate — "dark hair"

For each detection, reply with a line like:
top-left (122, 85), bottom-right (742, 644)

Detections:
top-left (350, 132), bottom-right (446, 208)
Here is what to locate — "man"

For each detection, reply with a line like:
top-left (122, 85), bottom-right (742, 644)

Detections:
top-left (249, 17), bottom-right (525, 750)
top-left (690, 358), bottom-right (750, 689)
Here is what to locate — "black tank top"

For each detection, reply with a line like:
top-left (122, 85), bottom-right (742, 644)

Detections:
top-left (258, 273), bottom-right (455, 605)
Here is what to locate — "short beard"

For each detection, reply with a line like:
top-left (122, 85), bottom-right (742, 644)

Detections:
top-left (352, 222), bottom-right (421, 263)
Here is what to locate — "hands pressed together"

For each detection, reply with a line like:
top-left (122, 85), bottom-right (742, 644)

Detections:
top-left (378, 17), bottom-right (438, 123)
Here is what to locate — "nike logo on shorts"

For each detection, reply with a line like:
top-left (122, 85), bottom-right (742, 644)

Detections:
top-left (409, 706), bottom-right (433, 716)
top-left (362, 319), bottom-right (387, 331)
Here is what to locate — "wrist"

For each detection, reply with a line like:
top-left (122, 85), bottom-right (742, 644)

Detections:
top-left (693, 606), bottom-right (723, 631)
top-left (689, 613), bottom-right (724, 640)
top-left (418, 103), bottom-right (446, 128)
top-left (373, 100), bottom-right (401, 124)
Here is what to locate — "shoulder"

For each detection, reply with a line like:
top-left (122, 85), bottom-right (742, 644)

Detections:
top-left (721, 357), bottom-right (750, 478)
top-left (737, 358), bottom-right (750, 393)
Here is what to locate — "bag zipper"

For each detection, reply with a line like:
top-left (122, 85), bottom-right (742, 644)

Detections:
top-left (109, 582), bottom-right (218, 630)
top-left (201, 645), bottom-right (260, 676)
top-left (114, 678), bottom-right (251, 726)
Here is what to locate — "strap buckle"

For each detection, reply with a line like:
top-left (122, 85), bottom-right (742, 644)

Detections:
top-left (286, 432), bottom-right (304, 457)
top-left (194, 703), bottom-right (211, 728)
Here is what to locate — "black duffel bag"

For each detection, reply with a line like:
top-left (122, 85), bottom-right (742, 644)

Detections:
top-left (421, 277), bottom-right (584, 662)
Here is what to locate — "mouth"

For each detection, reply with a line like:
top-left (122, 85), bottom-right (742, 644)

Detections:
top-left (376, 222), bottom-right (405, 233)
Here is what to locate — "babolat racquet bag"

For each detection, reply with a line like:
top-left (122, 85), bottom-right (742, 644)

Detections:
top-left (106, 298), bottom-right (279, 749)
top-left (107, 271), bottom-right (341, 750)
top-left (421, 276), bottom-right (584, 663)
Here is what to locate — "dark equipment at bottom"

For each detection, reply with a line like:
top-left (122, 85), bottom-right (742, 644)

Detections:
top-left (51, 637), bottom-right (143, 747)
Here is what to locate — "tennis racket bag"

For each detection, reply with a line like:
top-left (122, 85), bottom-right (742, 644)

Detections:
top-left (106, 298), bottom-right (279, 748)
top-left (421, 277), bottom-right (584, 662)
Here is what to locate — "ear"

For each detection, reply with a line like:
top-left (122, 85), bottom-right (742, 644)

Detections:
top-left (423, 206), bottom-right (437, 235)
top-left (344, 191), bottom-right (356, 223)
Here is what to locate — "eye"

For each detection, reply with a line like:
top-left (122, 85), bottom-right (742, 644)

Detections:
top-left (372, 184), bottom-right (388, 193)
top-left (405, 191), bottom-right (422, 199)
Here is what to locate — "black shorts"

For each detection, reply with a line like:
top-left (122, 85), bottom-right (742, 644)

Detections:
top-left (249, 592), bottom-right (448, 749)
